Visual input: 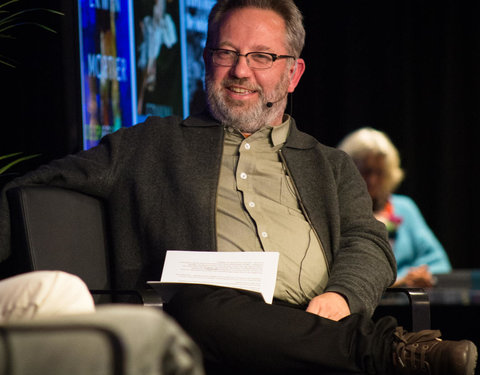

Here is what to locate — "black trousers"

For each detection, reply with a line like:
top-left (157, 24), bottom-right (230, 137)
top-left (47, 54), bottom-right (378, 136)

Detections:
top-left (164, 285), bottom-right (397, 375)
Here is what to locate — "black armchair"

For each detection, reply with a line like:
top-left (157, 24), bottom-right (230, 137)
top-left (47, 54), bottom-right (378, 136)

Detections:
top-left (5, 185), bottom-right (161, 306)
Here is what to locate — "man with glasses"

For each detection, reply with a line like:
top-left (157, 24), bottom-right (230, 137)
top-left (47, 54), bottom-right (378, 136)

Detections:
top-left (0, 0), bottom-right (477, 374)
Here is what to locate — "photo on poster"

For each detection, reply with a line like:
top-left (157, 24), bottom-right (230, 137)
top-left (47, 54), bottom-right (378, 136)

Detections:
top-left (134, 0), bottom-right (183, 121)
top-left (184, 0), bottom-right (216, 115)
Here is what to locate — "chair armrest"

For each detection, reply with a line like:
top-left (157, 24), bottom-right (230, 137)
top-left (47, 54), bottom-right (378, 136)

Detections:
top-left (385, 287), bottom-right (431, 331)
top-left (89, 287), bottom-right (164, 308)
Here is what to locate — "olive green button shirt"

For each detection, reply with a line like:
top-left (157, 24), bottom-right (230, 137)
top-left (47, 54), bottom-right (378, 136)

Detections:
top-left (216, 117), bottom-right (329, 305)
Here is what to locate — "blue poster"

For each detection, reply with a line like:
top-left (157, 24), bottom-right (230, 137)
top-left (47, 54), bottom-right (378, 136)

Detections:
top-left (77, 0), bottom-right (214, 150)
top-left (78, 0), bottom-right (136, 149)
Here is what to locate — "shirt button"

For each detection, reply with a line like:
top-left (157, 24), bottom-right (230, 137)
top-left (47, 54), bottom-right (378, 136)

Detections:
top-left (240, 172), bottom-right (247, 179)
top-left (248, 201), bottom-right (255, 208)
top-left (261, 232), bottom-right (268, 238)
top-left (244, 143), bottom-right (251, 150)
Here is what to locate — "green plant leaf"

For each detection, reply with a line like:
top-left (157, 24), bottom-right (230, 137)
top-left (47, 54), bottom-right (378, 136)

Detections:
top-left (0, 8), bottom-right (64, 30)
top-left (0, 52), bottom-right (15, 67)
top-left (0, 153), bottom-right (40, 174)
top-left (0, 1), bottom-right (63, 67)
top-left (0, 152), bottom-right (22, 161)
top-left (0, 1), bottom-right (20, 11)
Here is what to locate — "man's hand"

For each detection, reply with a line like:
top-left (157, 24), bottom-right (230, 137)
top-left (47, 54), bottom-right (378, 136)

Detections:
top-left (306, 292), bottom-right (351, 321)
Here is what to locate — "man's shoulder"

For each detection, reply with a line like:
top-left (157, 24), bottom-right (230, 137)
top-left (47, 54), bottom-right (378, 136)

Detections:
top-left (145, 113), bottom-right (220, 130)
top-left (137, 115), bottom-right (185, 132)
top-left (115, 113), bottom-right (219, 136)
top-left (109, 115), bottom-right (181, 136)
top-left (287, 122), bottom-right (335, 153)
top-left (285, 128), bottom-right (357, 180)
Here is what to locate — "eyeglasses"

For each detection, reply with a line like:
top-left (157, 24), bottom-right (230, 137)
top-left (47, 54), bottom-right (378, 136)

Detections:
top-left (209, 48), bottom-right (296, 70)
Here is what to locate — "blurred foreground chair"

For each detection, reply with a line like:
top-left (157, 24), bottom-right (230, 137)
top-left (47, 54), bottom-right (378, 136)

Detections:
top-left (0, 304), bottom-right (204, 375)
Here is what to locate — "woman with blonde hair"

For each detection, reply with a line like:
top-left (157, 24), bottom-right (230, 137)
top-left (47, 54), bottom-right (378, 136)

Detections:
top-left (338, 127), bottom-right (451, 287)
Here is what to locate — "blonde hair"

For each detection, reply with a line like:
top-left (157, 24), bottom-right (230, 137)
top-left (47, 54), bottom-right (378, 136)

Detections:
top-left (338, 127), bottom-right (405, 193)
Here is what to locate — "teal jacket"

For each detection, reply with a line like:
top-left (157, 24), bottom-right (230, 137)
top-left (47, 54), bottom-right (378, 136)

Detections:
top-left (390, 194), bottom-right (451, 278)
top-left (0, 113), bottom-right (396, 316)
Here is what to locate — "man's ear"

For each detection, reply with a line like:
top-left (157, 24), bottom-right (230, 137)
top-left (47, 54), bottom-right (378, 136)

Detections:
top-left (287, 58), bottom-right (305, 93)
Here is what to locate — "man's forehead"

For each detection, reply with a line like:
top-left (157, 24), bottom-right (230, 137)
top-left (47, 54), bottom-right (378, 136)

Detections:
top-left (214, 7), bottom-right (287, 51)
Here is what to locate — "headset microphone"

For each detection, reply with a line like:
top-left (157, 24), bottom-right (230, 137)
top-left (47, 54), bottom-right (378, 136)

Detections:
top-left (266, 92), bottom-right (289, 108)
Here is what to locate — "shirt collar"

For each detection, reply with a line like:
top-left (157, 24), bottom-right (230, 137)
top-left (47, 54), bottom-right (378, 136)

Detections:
top-left (271, 115), bottom-right (291, 146)
top-left (230, 115), bottom-right (291, 146)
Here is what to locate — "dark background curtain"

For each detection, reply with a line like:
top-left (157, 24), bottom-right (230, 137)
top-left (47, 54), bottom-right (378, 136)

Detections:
top-left (293, 0), bottom-right (480, 270)
top-left (1, 0), bottom-right (478, 269)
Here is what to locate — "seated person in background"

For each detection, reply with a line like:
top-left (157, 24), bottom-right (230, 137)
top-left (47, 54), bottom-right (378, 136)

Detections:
top-left (0, 1), bottom-right (475, 374)
top-left (338, 127), bottom-right (452, 287)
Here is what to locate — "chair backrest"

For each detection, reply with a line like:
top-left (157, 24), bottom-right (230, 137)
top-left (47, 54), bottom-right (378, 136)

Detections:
top-left (7, 186), bottom-right (112, 297)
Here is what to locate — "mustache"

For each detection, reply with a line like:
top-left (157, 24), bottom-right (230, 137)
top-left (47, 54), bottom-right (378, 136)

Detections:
top-left (221, 78), bottom-right (263, 93)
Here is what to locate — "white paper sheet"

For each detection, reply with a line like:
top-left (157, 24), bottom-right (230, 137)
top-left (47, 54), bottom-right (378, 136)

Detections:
top-left (151, 250), bottom-right (279, 304)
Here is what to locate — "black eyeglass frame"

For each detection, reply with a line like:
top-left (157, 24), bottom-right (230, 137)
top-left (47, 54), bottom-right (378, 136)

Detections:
top-left (209, 48), bottom-right (296, 69)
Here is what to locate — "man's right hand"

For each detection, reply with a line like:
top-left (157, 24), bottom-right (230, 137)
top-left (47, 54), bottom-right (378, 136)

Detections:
top-left (305, 292), bottom-right (351, 321)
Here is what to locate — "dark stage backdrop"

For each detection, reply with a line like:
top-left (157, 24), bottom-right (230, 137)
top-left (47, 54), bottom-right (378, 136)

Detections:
top-left (292, 0), bottom-right (480, 269)
top-left (0, 0), bottom-right (478, 268)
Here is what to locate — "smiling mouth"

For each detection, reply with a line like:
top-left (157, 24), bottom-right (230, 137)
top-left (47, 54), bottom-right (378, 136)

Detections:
top-left (228, 86), bottom-right (257, 95)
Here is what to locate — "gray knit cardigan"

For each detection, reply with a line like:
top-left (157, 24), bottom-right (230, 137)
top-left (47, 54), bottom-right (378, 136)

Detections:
top-left (0, 112), bottom-right (396, 317)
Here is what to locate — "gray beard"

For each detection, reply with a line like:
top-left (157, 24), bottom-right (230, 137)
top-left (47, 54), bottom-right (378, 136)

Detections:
top-left (205, 74), bottom-right (288, 133)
